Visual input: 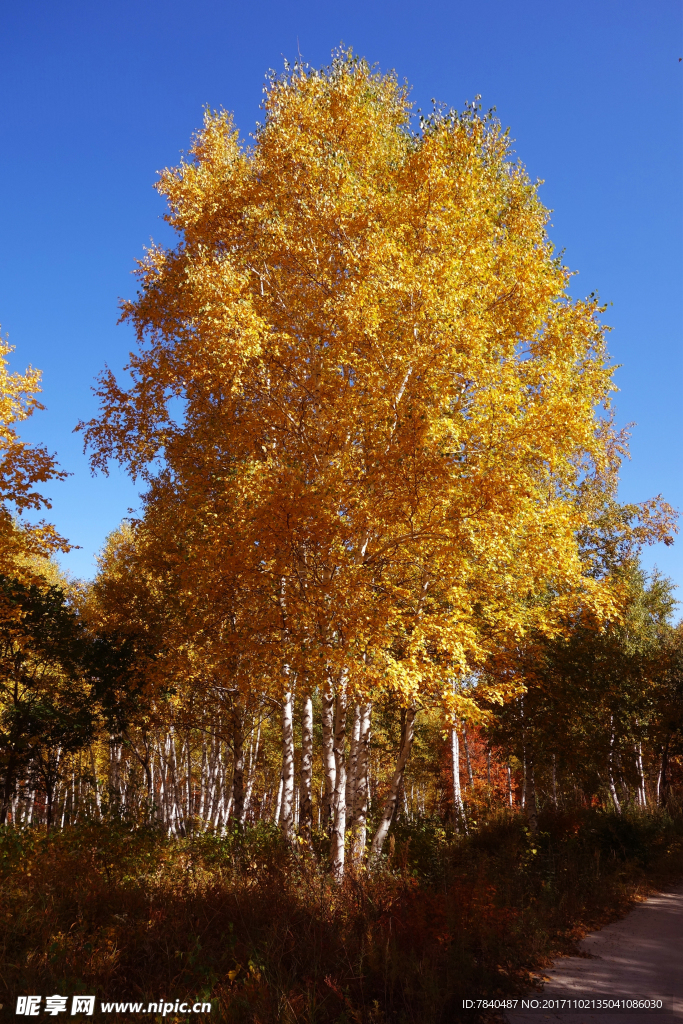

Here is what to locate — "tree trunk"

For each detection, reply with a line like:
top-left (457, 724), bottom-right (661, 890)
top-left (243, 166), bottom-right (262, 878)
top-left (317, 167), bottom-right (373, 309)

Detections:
top-left (462, 723), bottom-right (474, 788)
top-left (330, 679), bottom-right (348, 880)
top-left (321, 679), bottom-right (336, 830)
top-left (369, 706), bottom-right (417, 868)
top-left (244, 715), bottom-right (262, 821)
top-left (231, 708), bottom-right (245, 824)
top-left (450, 725), bottom-right (464, 827)
top-left (526, 758), bottom-right (538, 833)
top-left (300, 695), bottom-right (313, 840)
top-left (635, 743), bottom-right (647, 808)
top-left (351, 703), bottom-right (372, 867)
top-left (608, 723), bottom-right (621, 814)
top-left (345, 703), bottom-right (362, 831)
top-left (657, 737), bottom-right (670, 806)
top-left (280, 689), bottom-right (295, 839)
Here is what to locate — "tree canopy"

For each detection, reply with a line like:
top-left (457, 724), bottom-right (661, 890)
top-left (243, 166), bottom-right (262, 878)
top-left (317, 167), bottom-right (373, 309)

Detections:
top-left (79, 54), bottom-right (674, 726)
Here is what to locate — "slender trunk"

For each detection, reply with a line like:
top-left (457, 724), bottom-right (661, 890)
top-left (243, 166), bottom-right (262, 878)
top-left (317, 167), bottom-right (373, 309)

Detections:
top-left (345, 704), bottom-right (362, 831)
top-left (0, 751), bottom-right (17, 825)
top-left (231, 708), bottom-right (245, 824)
top-left (330, 679), bottom-right (348, 880)
top-left (300, 695), bottom-right (313, 840)
top-left (450, 725), bottom-right (464, 827)
top-left (280, 689), bottom-right (295, 839)
top-left (186, 734), bottom-right (192, 826)
top-left (526, 759), bottom-right (538, 833)
top-left (657, 737), bottom-right (670, 806)
top-left (636, 743), bottom-right (647, 808)
top-left (463, 724), bottom-right (474, 787)
top-left (273, 774), bottom-right (283, 825)
top-left (351, 703), bottom-right (372, 867)
top-left (369, 706), bottom-right (417, 868)
top-left (321, 680), bottom-right (336, 830)
top-left (244, 715), bottom-right (262, 821)
top-left (608, 724), bottom-right (621, 814)
top-left (552, 754), bottom-right (558, 809)
top-left (26, 786), bottom-right (35, 825)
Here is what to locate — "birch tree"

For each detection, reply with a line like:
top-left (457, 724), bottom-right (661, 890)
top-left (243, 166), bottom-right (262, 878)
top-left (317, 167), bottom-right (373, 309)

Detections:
top-left (80, 51), bottom-right (675, 871)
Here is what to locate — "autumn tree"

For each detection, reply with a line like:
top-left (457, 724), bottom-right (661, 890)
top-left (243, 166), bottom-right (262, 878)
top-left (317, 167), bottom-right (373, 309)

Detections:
top-left (487, 561), bottom-right (679, 816)
top-left (0, 571), bottom-right (139, 825)
top-left (0, 332), bottom-right (69, 574)
top-left (81, 52), bottom-right (673, 873)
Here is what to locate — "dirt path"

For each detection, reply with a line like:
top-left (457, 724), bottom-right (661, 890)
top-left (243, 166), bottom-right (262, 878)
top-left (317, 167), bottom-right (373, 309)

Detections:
top-left (506, 883), bottom-right (683, 1024)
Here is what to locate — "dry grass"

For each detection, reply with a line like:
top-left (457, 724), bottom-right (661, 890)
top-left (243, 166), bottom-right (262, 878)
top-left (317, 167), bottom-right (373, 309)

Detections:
top-left (1, 809), bottom-right (682, 1023)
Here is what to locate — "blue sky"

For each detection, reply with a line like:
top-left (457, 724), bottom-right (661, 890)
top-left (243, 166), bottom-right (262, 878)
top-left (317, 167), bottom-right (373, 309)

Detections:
top-left (0, 0), bottom-right (681, 590)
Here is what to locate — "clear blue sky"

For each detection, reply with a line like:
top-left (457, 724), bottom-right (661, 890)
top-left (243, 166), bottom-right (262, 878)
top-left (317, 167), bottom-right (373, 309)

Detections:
top-left (0, 0), bottom-right (681, 590)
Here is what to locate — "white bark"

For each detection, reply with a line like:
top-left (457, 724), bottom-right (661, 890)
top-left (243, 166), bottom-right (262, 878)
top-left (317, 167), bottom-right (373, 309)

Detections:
top-left (300, 695), bottom-right (313, 838)
top-left (330, 679), bottom-right (348, 880)
top-left (636, 743), bottom-right (647, 808)
top-left (273, 774), bottom-right (283, 825)
top-left (608, 724), bottom-right (621, 814)
top-left (321, 680), bottom-right (336, 830)
top-left (450, 725), bottom-right (464, 826)
top-left (244, 715), bottom-right (261, 821)
top-left (280, 689), bottom-right (295, 838)
top-left (351, 703), bottom-right (372, 867)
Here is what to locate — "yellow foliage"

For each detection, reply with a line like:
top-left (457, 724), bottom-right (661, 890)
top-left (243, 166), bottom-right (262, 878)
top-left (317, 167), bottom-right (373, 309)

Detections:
top-left (81, 53), bottom-right (675, 715)
top-left (0, 332), bottom-right (70, 578)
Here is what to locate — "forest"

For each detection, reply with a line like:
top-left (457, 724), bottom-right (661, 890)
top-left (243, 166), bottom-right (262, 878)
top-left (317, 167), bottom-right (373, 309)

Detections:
top-left (1, 53), bottom-right (682, 1023)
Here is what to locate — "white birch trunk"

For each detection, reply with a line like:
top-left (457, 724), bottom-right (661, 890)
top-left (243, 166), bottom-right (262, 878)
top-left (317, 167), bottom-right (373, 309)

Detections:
top-left (330, 679), bottom-right (348, 880)
top-left (244, 716), bottom-right (261, 821)
top-left (321, 680), bottom-right (336, 830)
top-left (273, 774), bottom-right (283, 825)
top-left (300, 695), bottom-right (313, 839)
top-left (636, 743), bottom-right (647, 808)
top-left (450, 725), bottom-right (464, 827)
top-left (608, 724), bottom-right (621, 814)
top-left (280, 689), bottom-right (295, 838)
top-left (351, 703), bottom-right (372, 867)
top-left (345, 703), bottom-right (362, 830)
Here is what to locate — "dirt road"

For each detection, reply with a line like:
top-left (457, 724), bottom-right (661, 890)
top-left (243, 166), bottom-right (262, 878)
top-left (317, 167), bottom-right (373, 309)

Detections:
top-left (505, 883), bottom-right (683, 1024)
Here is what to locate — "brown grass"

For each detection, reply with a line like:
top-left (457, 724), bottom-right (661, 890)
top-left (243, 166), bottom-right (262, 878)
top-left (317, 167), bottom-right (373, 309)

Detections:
top-left (1, 809), bottom-right (682, 1023)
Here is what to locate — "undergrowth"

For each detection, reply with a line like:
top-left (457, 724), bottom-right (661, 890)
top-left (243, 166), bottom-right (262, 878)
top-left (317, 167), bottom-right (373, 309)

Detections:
top-left (1, 808), bottom-right (682, 1023)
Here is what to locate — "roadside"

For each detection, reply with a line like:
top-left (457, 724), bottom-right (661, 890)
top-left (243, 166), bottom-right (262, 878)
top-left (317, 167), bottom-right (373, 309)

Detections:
top-left (506, 883), bottom-right (683, 1024)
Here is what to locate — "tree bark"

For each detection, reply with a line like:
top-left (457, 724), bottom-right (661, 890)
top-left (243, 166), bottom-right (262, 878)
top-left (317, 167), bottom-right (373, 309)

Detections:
top-left (608, 723), bottom-right (621, 814)
top-left (369, 706), bottom-right (417, 868)
top-left (351, 703), bottom-right (372, 867)
top-left (345, 703), bottom-right (362, 829)
top-left (330, 679), bottom-right (348, 880)
top-left (321, 678), bottom-right (336, 830)
top-left (243, 715), bottom-right (261, 822)
top-left (450, 725), bottom-right (464, 827)
top-left (231, 707), bottom-right (245, 824)
top-left (280, 689), bottom-right (295, 838)
top-left (462, 723), bottom-right (474, 787)
top-left (300, 695), bottom-right (313, 840)
top-left (526, 758), bottom-right (538, 833)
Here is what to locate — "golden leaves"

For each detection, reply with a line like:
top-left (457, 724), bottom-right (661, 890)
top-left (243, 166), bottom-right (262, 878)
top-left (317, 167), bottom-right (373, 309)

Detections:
top-left (83, 53), bottom-right (676, 713)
